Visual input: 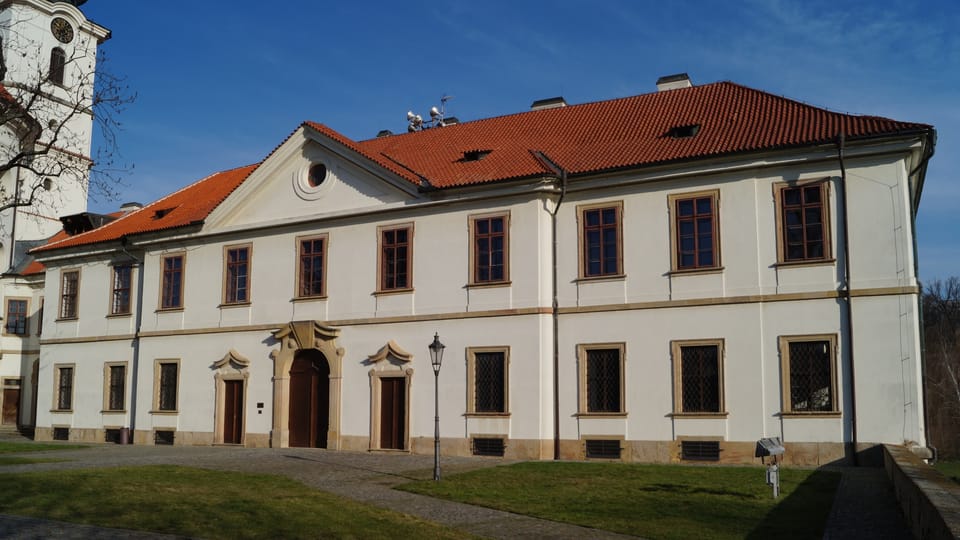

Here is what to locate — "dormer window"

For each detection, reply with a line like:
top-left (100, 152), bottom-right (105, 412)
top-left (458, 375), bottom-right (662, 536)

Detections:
top-left (49, 47), bottom-right (65, 85)
top-left (462, 149), bottom-right (492, 162)
top-left (153, 207), bottom-right (174, 220)
top-left (666, 124), bottom-right (701, 139)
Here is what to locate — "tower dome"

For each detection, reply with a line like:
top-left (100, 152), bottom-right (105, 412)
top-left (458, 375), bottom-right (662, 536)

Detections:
top-left (52, 0), bottom-right (88, 6)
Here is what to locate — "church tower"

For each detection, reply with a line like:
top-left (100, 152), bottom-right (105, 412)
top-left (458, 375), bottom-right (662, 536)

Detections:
top-left (0, 0), bottom-right (110, 433)
top-left (0, 0), bottom-right (110, 261)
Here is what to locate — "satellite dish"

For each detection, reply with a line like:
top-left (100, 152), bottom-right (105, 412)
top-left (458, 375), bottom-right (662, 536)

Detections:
top-left (430, 106), bottom-right (440, 118)
top-left (406, 111), bottom-right (416, 121)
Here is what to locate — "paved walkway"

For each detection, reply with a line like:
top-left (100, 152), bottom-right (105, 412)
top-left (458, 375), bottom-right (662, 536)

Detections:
top-left (0, 441), bottom-right (915, 539)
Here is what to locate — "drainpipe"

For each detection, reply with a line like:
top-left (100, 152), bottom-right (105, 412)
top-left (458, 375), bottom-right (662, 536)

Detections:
top-left (837, 132), bottom-right (858, 465)
top-left (119, 236), bottom-right (144, 442)
top-left (532, 151), bottom-right (566, 460)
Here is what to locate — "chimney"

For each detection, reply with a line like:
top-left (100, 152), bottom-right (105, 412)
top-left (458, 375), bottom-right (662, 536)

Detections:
top-left (120, 202), bottom-right (143, 214)
top-left (656, 73), bottom-right (692, 91)
top-left (530, 96), bottom-right (567, 111)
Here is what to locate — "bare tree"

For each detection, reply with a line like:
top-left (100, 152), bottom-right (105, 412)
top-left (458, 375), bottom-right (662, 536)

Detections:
top-left (0, 6), bottom-right (134, 219)
top-left (923, 277), bottom-right (960, 458)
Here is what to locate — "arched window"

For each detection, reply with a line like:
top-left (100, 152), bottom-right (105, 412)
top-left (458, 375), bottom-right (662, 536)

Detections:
top-left (49, 47), bottom-right (65, 85)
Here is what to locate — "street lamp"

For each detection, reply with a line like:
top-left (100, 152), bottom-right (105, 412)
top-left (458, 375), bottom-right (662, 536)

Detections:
top-left (428, 332), bottom-right (445, 481)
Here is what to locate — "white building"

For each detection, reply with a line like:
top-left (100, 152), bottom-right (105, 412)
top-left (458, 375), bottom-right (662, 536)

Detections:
top-left (0, 0), bottom-right (108, 431)
top-left (30, 74), bottom-right (935, 466)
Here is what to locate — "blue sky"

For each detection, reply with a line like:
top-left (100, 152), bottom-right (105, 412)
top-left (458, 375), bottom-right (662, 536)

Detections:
top-left (80, 0), bottom-right (958, 281)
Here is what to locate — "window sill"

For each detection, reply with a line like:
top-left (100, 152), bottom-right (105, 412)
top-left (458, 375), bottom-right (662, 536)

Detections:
top-left (101, 409), bottom-right (127, 414)
top-left (466, 281), bottom-right (512, 289)
top-left (2, 333), bottom-right (29, 338)
top-left (106, 313), bottom-right (132, 319)
top-left (668, 266), bottom-right (724, 276)
top-left (465, 412), bottom-right (511, 418)
top-left (670, 412), bottom-right (729, 418)
top-left (576, 412), bottom-right (628, 418)
top-left (779, 411), bottom-right (842, 418)
top-left (155, 308), bottom-right (184, 313)
top-left (291, 295), bottom-right (328, 302)
top-left (149, 410), bottom-right (179, 415)
top-left (774, 258), bottom-right (836, 268)
top-left (49, 409), bottom-right (72, 413)
top-left (55, 317), bottom-right (78, 322)
top-left (575, 274), bottom-right (626, 283)
top-left (373, 288), bottom-right (414, 296)
top-left (218, 302), bottom-right (252, 309)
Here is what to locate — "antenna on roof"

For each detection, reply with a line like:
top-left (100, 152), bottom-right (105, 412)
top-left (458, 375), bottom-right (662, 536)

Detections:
top-left (408, 95), bottom-right (453, 132)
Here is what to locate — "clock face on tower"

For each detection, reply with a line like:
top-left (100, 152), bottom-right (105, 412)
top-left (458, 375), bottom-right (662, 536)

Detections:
top-left (51, 17), bottom-right (74, 43)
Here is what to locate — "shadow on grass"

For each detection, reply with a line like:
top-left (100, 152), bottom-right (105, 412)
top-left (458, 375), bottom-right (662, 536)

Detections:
top-left (745, 470), bottom-right (840, 539)
top-left (639, 483), bottom-right (757, 499)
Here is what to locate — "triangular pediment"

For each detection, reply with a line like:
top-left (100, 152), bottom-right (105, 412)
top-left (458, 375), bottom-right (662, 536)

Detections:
top-left (206, 125), bottom-right (423, 230)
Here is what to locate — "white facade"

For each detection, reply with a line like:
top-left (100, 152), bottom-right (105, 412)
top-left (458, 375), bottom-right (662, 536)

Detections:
top-left (30, 104), bottom-right (934, 465)
top-left (0, 0), bottom-right (107, 430)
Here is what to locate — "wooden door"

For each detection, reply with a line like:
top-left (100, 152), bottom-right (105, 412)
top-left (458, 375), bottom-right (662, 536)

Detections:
top-left (288, 351), bottom-right (330, 448)
top-left (2, 389), bottom-right (19, 426)
top-left (380, 378), bottom-right (406, 450)
top-left (223, 380), bottom-right (243, 444)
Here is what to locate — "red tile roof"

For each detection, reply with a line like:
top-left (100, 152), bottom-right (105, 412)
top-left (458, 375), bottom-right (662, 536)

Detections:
top-left (354, 81), bottom-right (931, 187)
top-left (33, 164), bottom-right (258, 252)
top-left (31, 81), bottom-right (931, 255)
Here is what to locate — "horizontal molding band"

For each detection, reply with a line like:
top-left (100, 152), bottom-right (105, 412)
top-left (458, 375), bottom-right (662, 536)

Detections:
top-left (39, 286), bottom-right (917, 345)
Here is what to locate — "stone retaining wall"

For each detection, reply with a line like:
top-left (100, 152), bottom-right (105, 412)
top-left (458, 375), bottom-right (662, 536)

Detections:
top-left (883, 444), bottom-right (960, 540)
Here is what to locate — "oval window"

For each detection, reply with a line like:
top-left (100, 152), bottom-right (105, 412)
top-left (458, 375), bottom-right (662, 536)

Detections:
top-left (307, 163), bottom-right (327, 187)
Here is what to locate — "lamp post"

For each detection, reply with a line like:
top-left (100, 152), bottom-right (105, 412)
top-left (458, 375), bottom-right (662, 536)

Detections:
top-left (428, 332), bottom-right (445, 481)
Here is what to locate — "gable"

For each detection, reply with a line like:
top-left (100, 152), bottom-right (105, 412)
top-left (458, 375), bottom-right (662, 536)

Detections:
top-left (206, 129), bottom-right (422, 231)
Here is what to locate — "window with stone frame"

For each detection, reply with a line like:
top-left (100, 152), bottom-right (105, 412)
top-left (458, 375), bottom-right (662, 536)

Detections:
top-left (471, 214), bottom-right (508, 284)
top-left (777, 180), bottom-right (831, 263)
top-left (780, 335), bottom-right (838, 413)
top-left (107, 364), bottom-right (126, 411)
top-left (157, 362), bottom-right (178, 411)
top-left (379, 225), bottom-right (412, 291)
top-left (579, 203), bottom-right (622, 278)
top-left (672, 340), bottom-right (725, 414)
top-left (670, 191), bottom-right (720, 271)
top-left (297, 235), bottom-right (327, 298)
top-left (223, 245), bottom-right (251, 304)
top-left (111, 265), bottom-right (132, 315)
top-left (59, 270), bottom-right (79, 319)
top-left (56, 365), bottom-right (73, 410)
top-left (467, 348), bottom-right (508, 414)
top-left (160, 254), bottom-right (184, 309)
top-left (4, 298), bottom-right (28, 335)
top-left (578, 344), bottom-right (625, 414)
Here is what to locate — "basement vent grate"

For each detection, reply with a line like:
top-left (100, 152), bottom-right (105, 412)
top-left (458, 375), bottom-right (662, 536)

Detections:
top-left (52, 427), bottom-right (69, 441)
top-left (104, 429), bottom-right (122, 444)
top-left (472, 437), bottom-right (506, 457)
top-left (154, 430), bottom-right (175, 446)
top-left (681, 440), bottom-right (721, 461)
top-left (585, 439), bottom-right (622, 459)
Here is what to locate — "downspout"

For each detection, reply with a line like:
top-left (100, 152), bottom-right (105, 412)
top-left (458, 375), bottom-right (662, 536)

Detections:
top-left (119, 237), bottom-right (144, 441)
top-left (532, 150), bottom-right (567, 460)
top-left (837, 132), bottom-right (858, 465)
top-left (908, 130), bottom-right (936, 459)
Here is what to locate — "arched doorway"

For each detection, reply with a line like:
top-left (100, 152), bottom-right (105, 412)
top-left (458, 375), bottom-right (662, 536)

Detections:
top-left (288, 349), bottom-right (330, 448)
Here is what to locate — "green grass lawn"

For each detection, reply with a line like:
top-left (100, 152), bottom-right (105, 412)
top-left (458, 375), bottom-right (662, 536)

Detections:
top-left (934, 460), bottom-right (960, 484)
top-left (400, 461), bottom-right (839, 540)
top-left (0, 456), bottom-right (65, 465)
top-left (0, 441), bottom-right (86, 454)
top-left (0, 465), bottom-right (466, 539)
